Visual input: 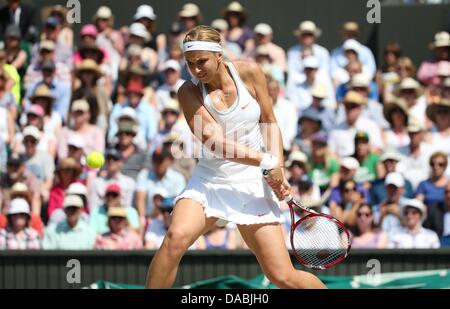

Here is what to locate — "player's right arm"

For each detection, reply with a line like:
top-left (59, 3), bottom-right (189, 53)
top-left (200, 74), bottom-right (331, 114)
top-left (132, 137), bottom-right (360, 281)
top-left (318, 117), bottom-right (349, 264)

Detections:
top-left (178, 81), bottom-right (266, 167)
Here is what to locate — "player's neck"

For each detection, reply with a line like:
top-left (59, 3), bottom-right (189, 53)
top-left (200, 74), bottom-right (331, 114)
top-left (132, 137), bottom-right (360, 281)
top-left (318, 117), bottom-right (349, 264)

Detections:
top-left (205, 62), bottom-right (232, 92)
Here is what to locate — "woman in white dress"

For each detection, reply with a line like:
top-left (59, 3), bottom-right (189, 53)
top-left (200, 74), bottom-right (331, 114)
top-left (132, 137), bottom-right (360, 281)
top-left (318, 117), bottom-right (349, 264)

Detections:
top-left (145, 26), bottom-right (325, 289)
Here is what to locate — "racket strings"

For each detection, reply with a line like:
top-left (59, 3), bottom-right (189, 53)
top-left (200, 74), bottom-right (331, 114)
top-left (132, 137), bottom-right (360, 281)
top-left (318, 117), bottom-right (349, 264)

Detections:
top-left (291, 216), bottom-right (350, 268)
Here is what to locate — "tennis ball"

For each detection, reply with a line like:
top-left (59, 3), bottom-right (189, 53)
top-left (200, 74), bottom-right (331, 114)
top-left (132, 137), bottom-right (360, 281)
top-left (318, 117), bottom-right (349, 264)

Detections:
top-left (86, 152), bottom-right (105, 169)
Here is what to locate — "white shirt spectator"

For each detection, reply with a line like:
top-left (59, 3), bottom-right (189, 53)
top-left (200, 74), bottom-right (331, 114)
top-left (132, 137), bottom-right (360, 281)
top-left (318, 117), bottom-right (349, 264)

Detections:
top-left (156, 79), bottom-right (185, 112)
top-left (89, 173), bottom-right (136, 210)
top-left (397, 144), bottom-right (433, 190)
top-left (273, 97), bottom-right (297, 150)
top-left (388, 227), bottom-right (440, 249)
top-left (287, 44), bottom-right (330, 77)
top-left (328, 117), bottom-right (383, 158)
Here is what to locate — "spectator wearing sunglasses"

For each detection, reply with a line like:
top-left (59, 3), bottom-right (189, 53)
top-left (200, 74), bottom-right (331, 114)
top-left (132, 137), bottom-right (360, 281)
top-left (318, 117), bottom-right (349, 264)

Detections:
top-left (416, 152), bottom-right (449, 207)
top-left (352, 204), bottom-right (388, 249)
top-left (388, 199), bottom-right (440, 249)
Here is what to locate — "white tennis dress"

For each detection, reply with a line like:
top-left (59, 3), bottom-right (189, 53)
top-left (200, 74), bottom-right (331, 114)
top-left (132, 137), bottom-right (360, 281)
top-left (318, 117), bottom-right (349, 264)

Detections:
top-left (174, 62), bottom-right (284, 225)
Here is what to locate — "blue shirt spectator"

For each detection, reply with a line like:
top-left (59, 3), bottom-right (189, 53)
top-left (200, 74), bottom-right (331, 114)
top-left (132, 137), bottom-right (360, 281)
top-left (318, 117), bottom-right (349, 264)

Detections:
top-left (416, 179), bottom-right (446, 206)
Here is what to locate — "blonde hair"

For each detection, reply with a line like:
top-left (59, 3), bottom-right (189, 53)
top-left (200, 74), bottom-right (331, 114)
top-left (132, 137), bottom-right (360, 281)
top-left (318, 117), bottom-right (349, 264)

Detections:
top-left (397, 57), bottom-right (416, 76)
top-left (183, 25), bottom-right (221, 45)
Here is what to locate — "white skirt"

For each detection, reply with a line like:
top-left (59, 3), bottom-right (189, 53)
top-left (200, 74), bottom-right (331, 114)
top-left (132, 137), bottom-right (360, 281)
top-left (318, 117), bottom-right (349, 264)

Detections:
top-left (174, 175), bottom-right (285, 226)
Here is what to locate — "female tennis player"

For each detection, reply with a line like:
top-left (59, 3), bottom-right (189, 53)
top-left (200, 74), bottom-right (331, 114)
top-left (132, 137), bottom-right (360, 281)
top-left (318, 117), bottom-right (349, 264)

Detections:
top-left (145, 25), bottom-right (326, 289)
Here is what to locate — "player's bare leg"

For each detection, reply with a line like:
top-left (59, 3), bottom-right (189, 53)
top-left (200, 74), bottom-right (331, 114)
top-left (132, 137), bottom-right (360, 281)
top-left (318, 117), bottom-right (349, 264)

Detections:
top-left (146, 199), bottom-right (218, 288)
top-left (238, 223), bottom-right (326, 289)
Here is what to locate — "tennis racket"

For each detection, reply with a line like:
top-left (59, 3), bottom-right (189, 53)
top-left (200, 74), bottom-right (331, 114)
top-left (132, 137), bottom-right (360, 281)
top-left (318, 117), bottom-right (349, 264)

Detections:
top-left (285, 195), bottom-right (351, 270)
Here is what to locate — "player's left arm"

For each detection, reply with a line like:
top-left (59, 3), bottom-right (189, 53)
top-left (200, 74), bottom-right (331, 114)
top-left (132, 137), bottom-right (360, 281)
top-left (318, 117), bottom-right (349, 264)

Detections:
top-left (235, 61), bottom-right (290, 197)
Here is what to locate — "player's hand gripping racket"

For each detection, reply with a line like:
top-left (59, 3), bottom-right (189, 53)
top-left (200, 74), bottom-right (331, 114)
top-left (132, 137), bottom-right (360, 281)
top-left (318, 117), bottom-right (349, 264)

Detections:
top-left (285, 195), bottom-right (351, 270)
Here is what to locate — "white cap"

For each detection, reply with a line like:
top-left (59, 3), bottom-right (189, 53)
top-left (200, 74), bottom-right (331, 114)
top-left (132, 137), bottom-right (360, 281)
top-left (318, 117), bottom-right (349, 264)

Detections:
top-left (117, 107), bottom-right (138, 122)
top-left (401, 198), bottom-right (427, 220)
top-left (385, 172), bottom-right (405, 188)
top-left (285, 151), bottom-right (308, 167)
top-left (163, 59), bottom-right (181, 72)
top-left (8, 198), bottom-right (30, 215)
top-left (63, 195), bottom-right (84, 208)
top-left (134, 5), bottom-right (157, 21)
top-left (152, 187), bottom-right (168, 199)
top-left (254, 23), bottom-right (273, 36)
top-left (67, 134), bottom-right (86, 149)
top-left (66, 183), bottom-right (87, 196)
top-left (311, 83), bottom-right (328, 99)
top-left (23, 125), bottom-right (41, 140)
top-left (343, 39), bottom-right (361, 54)
top-left (340, 157), bottom-right (360, 170)
top-left (95, 6), bottom-right (113, 19)
top-left (303, 56), bottom-right (319, 69)
top-left (129, 22), bottom-right (150, 41)
top-left (380, 150), bottom-right (403, 162)
top-left (350, 73), bottom-right (370, 88)
top-left (211, 19), bottom-right (228, 31)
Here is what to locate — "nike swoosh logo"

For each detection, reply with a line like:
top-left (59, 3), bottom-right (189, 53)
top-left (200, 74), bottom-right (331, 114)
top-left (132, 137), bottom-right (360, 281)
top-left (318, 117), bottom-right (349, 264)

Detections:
top-left (241, 103), bottom-right (250, 109)
top-left (186, 45), bottom-right (193, 48)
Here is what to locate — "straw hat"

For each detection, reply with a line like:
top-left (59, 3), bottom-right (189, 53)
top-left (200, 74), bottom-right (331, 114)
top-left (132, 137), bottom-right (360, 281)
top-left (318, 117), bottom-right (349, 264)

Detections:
top-left (79, 42), bottom-right (105, 63)
top-left (342, 21), bottom-right (360, 33)
top-left (383, 98), bottom-right (409, 124)
top-left (30, 84), bottom-right (55, 102)
top-left (426, 99), bottom-right (450, 123)
top-left (311, 83), bottom-right (328, 99)
top-left (75, 59), bottom-right (103, 78)
top-left (179, 3), bottom-right (201, 19)
top-left (93, 6), bottom-right (114, 24)
top-left (293, 21), bottom-right (322, 38)
top-left (343, 90), bottom-right (368, 106)
top-left (429, 31), bottom-right (450, 49)
top-left (222, 2), bottom-right (247, 18)
top-left (393, 78), bottom-right (424, 97)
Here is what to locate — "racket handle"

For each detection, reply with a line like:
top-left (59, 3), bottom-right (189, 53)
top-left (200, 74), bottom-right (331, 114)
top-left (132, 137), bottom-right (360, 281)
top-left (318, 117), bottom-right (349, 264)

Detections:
top-left (284, 195), bottom-right (293, 202)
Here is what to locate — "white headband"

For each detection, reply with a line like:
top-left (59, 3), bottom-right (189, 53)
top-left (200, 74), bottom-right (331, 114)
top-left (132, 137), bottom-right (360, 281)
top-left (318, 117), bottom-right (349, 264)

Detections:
top-left (183, 41), bottom-right (223, 53)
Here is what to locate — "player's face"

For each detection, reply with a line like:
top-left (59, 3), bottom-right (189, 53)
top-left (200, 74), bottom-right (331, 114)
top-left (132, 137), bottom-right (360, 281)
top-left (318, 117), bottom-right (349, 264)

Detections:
top-left (185, 51), bottom-right (222, 83)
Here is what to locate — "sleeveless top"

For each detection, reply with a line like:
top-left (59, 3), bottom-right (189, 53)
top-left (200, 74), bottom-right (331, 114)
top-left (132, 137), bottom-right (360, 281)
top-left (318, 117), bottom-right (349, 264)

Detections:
top-left (191, 62), bottom-right (264, 183)
top-left (205, 229), bottom-right (230, 250)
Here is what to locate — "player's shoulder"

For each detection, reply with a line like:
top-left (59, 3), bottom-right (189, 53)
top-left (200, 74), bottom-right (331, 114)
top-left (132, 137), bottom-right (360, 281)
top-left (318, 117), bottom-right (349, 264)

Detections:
top-left (232, 60), bottom-right (261, 77)
top-left (178, 80), bottom-right (202, 101)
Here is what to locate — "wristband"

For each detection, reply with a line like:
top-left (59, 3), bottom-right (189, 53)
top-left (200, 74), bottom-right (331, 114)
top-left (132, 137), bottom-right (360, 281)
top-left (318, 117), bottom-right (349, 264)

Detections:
top-left (260, 153), bottom-right (279, 171)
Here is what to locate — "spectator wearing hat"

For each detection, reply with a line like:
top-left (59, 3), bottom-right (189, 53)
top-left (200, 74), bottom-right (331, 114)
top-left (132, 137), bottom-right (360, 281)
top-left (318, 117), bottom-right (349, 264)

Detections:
top-left (416, 152), bottom-right (449, 207)
top-left (0, 182), bottom-right (43, 236)
top-left (95, 206), bottom-right (142, 250)
top-left (47, 158), bottom-right (83, 219)
top-left (211, 19), bottom-right (242, 61)
top-left (308, 131), bottom-right (340, 192)
top-left (126, 22), bottom-right (158, 74)
top-left (336, 73), bottom-right (387, 128)
top-left (0, 0), bottom-right (35, 41)
top-left (176, 3), bottom-right (202, 46)
top-left (351, 204), bottom-right (389, 249)
top-left (267, 77), bottom-right (296, 151)
top-left (136, 147), bottom-right (186, 220)
top-left (335, 60), bottom-right (380, 103)
top-left (19, 125), bottom-right (55, 196)
top-left (393, 77), bottom-right (427, 127)
top-left (89, 184), bottom-right (140, 236)
top-left (222, 1), bottom-right (254, 57)
top-left (3, 24), bottom-right (28, 77)
top-left (377, 172), bottom-right (409, 233)
top-left (0, 198), bottom-right (40, 249)
top-left (417, 31), bottom-right (450, 86)
top-left (48, 182), bottom-right (89, 226)
top-left (353, 131), bottom-right (381, 184)
top-left (74, 24), bottom-right (108, 66)
top-left (370, 150), bottom-right (413, 206)
top-left (293, 108), bottom-right (322, 157)
top-left (426, 99), bottom-right (450, 164)
top-left (328, 91), bottom-right (383, 158)
top-left (43, 195), bottom-right (96, 250)
top-left (114, 120), bottom-right (150, 180)
top-left (254, 45), bottom-right (285, 88)
top-left (0, 46), bottom-right (20, 106)
top-left (24, 39), bottom-right (71, 88)
top-left (24, 59), bottom-right (71, 123)
top-left (133, 5), bottom-right (166, 61)
top-left (302, 83), bottom-right (336, 133)
top-left (72, 59), bottom-right (110, 130)
top-left (382, 98), bottom-right (411, 154)
top-left (37, 15), bottom-right (72, 67)
top-left (253, 23), bottom-right (286, 73)
top-left (287, 20), bottom-right (330, 78)
top-left (89, 148), bottom-right (136, 210)
top-left (109, 80), bottom-right (158, 150)
top-left (0, 153), bottom-right (41, 216)
top-left (94, 6), bottom-right (125, 82)
top-left (331, 21), bottom-right (376, 81)
top-left (388, 198), bottom-right (440, 248)
top-left (57, 99), bottom-right (105, 159)
top-left (284, 151), bottom-right (320, 201)
top-left (41, 5), bottom-right (72, 49)
top-left (65, 134), bottom-right (85, 164)
top-left (156, 59), bottom-right (185, 111)
top-left (397, 118), bottom-right (433, 190)
top-left (286, 55), bottom-right (335, 112)
top-left (23, 84), bottom-right (62, 143)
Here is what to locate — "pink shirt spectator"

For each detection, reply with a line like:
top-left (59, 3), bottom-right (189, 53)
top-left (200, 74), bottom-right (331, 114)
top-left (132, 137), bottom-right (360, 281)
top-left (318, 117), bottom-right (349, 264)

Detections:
top-left (95, 230), bottom-right (143, 250)
top-left (57, 126), bottom-right (105, 159)
top-left (417, 60), bottom-right (442, 86)
top-left (0, 227), bottom-right (41, 249)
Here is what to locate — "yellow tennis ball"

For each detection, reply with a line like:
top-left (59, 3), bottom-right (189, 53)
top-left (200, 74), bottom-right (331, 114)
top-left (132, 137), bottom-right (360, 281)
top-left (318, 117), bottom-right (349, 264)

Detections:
top-left (86, 152), bottom-right (105, 169)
